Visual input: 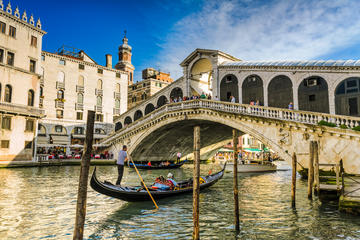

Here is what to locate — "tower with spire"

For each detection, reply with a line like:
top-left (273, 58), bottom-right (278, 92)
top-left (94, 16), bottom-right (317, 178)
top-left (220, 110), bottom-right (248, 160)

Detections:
top-left (115, 30), bottom-right (135, 85)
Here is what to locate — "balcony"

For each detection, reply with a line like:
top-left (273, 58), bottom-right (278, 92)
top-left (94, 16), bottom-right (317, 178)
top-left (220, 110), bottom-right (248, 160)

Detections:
top-left (94, 105), bottom-right (102, 113)
top-left (95, 88), bottom-right (103, 96)
top-left (114, 92), bottom-right (121, 99)
top-left (55, 100), bottom-right (64, 109)
top-left (56, 81), bottom-right (65, 89)
top-left (113, 108), bottom-right (120, 115)
top-left (76, 85), bottom-right (84, 92)
top-left (0, 102), bottom-right (44, 117)
top-left (75, 103), bottom-right (84, 111)
top-left (39, 98), bottom-right (44, 108)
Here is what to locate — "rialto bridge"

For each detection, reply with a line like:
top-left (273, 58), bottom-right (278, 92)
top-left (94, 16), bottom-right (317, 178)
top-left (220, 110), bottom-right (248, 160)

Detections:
top-left (102, 49), bottom-right (360, 174)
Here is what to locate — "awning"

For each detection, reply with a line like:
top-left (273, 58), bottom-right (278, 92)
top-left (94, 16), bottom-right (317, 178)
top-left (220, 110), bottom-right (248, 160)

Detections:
top-left (50, 135), bottom-right (69, 145)
top-left (37, 136), bottom-right (48, 145)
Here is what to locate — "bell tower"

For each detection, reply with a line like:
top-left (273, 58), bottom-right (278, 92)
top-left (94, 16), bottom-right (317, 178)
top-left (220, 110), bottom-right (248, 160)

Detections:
top-left (115, 30), bottom-right (135, 85)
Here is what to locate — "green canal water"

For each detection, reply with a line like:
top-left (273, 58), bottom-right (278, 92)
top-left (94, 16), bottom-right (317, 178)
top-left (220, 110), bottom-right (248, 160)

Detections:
top-left (0, 164), bottom-right (359, 239)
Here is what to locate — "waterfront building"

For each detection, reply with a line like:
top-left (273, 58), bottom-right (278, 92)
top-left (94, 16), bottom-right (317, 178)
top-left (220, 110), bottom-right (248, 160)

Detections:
top-left (127, 68), bottom-right (173, 110)
top-left (0, 3), bottom-right (46, 162)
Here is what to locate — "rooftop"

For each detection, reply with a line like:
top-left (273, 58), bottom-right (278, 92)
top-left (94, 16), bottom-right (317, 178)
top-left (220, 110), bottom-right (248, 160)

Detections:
top-left (222, 60), bottom-right (360, 67)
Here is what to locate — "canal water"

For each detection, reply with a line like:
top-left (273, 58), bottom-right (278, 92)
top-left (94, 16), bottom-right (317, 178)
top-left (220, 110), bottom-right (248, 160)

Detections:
top-left (0, 164), bottom-right (359, 239)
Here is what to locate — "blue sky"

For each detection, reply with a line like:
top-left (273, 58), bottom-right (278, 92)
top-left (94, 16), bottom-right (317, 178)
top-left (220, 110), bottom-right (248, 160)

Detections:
top-left (16, 0), bottom-right (360, 81)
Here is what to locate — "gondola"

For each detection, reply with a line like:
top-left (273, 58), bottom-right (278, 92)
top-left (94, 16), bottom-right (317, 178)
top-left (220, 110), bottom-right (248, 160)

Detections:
top-left (127, 160), bottom-right (187, 169)
top-left (90, 163), bottom-right (226, 202)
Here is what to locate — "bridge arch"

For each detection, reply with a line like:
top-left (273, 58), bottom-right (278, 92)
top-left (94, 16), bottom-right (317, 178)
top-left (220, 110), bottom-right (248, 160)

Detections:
top-left (220, 74), bottom-right (239, 102)
top-left (124, 116), bottom-right (132, 126)
top-left (268, 75), bottom-right (293, 108)
top-left (157, 95), bottom-right (168, 107)
top-left (145, 103), bottom-right (155, 115)
top-left (115, 122), bottom-right (122, 131)
top-left (335, 77), bottom-right (360, 117)
top-left (170, 87), bottom-right (183, 100)
top-left (242, 74), bottom-right (264, 105)
top-left (134, 110), bottom-right (143, 121)
top-left (298, 76), bottom-right (329, 113)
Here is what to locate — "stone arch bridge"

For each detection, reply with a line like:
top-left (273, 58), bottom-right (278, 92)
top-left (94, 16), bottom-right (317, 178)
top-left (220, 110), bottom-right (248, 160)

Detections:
top-left (101, 100), bottom-right (360, 174)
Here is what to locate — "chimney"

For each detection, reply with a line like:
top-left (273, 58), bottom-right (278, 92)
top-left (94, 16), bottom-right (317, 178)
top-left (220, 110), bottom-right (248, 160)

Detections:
top-left (105, 54), bottom-right (112, 68)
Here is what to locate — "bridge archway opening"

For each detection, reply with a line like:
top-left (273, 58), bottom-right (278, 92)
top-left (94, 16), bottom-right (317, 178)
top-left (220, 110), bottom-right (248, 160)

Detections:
top-left (115, 122), bottom-right (122, 131)
top-left (190, 58), bottom-right (213, 95)
top-left (170, 87), bottom-right (183, 100)
top-left (157, 95), bottom-right (168, 108)
top-left (298, 76), bottom-right (329, 113)
top-left (242, 75), bottom-right (264, 105)
top-left (335, 77), bottom-right (360, 117)
top-left (220, 74), bottom-right (239, 102)
top-left (268, 75), bottom-right (293, 108)
top-left (134, 110), bottom-right (143, 121)
top-left (124, 116), bottom-right (132, 126)
top-left (145, 103), bottom-right (155, 115)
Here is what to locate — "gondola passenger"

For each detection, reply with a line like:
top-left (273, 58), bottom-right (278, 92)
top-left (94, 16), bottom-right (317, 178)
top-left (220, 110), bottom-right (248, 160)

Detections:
top-left (167, 173), bottom-right (177, 187)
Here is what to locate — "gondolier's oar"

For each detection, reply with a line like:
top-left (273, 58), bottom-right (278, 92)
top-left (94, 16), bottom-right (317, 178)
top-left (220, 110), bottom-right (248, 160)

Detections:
top-left (129, 156), bottom-right (159, 209)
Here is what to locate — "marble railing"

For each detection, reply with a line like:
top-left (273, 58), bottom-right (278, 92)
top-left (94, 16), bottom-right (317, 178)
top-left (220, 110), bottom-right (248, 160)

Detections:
top-left (0, 102), bottom-right (45, 117)
top-left (101, 99), bottom-right (360, 146)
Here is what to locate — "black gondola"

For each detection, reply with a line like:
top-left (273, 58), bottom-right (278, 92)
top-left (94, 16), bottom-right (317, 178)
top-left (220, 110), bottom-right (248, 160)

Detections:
top-left (127, 160), bottom-right (187, 169)
top-left (90, 164), bottom-right (226, 202)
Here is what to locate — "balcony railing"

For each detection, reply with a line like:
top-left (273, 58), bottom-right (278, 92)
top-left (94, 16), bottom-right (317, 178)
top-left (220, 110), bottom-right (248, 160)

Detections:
top-left (0, 102), bottom-right (44, 117)
top-left (113, 108), bottom-right (120, 115)
top-left (94, 105), bottom-right (102, 113)
top-left (75, 103), bottom-right (83, 111)
top-left (95, 88), bottom-right (103, 96)
top-left (56, 81), bottom-right (65, 89)
top-left (55, 100), bottom-right (64, 109)
top-left (114, 92), bottom-right (121, 99)
top-left (76, 85), bottom-right (84, 92)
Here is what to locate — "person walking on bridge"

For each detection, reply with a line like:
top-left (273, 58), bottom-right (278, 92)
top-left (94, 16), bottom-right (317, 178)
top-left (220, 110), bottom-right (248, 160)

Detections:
top-left (116, 145), bottom-right (128, 186)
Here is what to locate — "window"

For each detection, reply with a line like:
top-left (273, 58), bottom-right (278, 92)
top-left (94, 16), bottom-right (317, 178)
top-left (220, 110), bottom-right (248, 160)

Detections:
top-left (41, 55), bottom-right (45, 61)
top-left (159, 83), bottom-right (162, 87)
top-left (0, 21), bottom-right (5, 33)
top-left (97, 79), bottom-right (103, 89)
top-left (143, 83), bottom-right (146, 88)
top-left (130, 72), bottom-right (133, 82)
top-left (1, 116), bottom-right (11, 130)
top-left (29, 60), bottom-right (36, 73)
top-left (25, 141), bottom-right (32, 149)
top-left (309, 95), bottom-right (316, 102)
top-left (141, 93), bottom-right (147, 100)
top-left (1, 140), bottom-right (9, 148)
top-left (40, 87), bottom-right (43, 97)
top-left (25, 119), bottom-right (34, 132)
top-left (28, 90), bottom-right (34, 106)
top-left (59, 59), bottom-right (65, 65)
top-left (76, 112), bottom-right (83, 120)
top-left (79, 64), bottom-right (84, 70)
top-left (115, 99), bottom-right (120, 108)
top-left (74, 127), bottom-right (84, 134)
top-left (30, 36), bottom-right (37, 47)
top-left (96, 96), bottom-right (102, 106)
top-left (56, 110), bottom-right (63, 119)
top-left (9, 26), bottom-right (16, 38)
top-left (116, 72), bottom-right (120, 78)
top-left (0, 49), bottom-right (3, 62)
top-left (116, 83), bottom-right (120, 93)
top-left (132, 96), bottom-right (136, 103)
top-left (7, 52), bottom-right (14, 66)
top-left (97, 68), bottom-right (103, 74)
top-left (4, 85), bottom-right (12, 102)
top-left (57, 90), bottom-right (64, 100)
top-left (55, 125), bottom-right (63, 133)
top-left (95, 114), bottom-right (103, 122)
top-left (77, 93), bottom-right (83, 104)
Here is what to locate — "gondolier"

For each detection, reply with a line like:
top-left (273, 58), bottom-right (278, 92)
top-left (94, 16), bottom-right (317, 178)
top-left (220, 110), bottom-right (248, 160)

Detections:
top-left (116, 145), bottom-right (128, 186)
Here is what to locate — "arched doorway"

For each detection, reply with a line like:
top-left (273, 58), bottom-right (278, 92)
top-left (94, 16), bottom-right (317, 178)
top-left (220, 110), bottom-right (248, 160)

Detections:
top-left (134, 110), bottom-right (143, 121)
top-left (115, 122), bottom-right (122, 131)
top-left (190, 58), bottom-right (213, 95)
top-left (145, 103), bottom-right (155, 115)
top-left (220, 74), bottom-right (238, 102)
top-left (157, 95), bottom-right (168, 107)
top-left (124, 116), bottom-right (132, 126)
top-left (298, 76), bottom-right (329, 113)
top-left (335, 77), bottom-right (360, 116)
top-left (268, 75), bottom-right (293, 108)
top-left (170, 87), bottom-right (183, 100)
top-left (242, 75), bottom-right (264, 105)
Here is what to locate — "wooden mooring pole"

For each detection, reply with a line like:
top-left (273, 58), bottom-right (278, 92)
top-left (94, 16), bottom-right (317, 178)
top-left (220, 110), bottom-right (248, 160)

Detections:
top-left (233, 129), bottom-right (240, 232)
top-left (313, 142), bottom-right (320, 195)
top-left (193, 126), bottom-right (201, 240)
top-left (291, 152), bottom-right (297, 208)
top-left (308, 141), bottom-right (314, 199)
top-left (73, 110), bottom-right (95, 240)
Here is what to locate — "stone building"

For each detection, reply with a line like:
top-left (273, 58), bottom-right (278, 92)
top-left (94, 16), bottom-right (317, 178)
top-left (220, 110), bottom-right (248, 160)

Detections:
top-left (0, 2), bottom-right (46, 162)
top-left (127, 68), bottom-right (173, 110)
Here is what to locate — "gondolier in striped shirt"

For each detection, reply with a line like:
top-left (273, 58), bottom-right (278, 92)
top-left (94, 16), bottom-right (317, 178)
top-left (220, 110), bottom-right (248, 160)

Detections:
top-left (116, 145), bottom-right (128, 186)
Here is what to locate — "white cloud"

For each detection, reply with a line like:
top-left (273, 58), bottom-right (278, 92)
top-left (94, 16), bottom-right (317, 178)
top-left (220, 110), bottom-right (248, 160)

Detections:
top-left (154, 0), bottom-right (360, 79)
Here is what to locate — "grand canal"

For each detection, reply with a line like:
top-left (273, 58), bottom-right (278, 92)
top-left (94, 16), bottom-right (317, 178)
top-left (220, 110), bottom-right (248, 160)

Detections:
top-left (0, 164), bottom-right (360, 239)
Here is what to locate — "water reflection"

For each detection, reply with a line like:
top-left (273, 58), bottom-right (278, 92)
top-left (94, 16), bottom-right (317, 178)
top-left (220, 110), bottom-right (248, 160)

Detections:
top-left (0, 165), bottom-right (359, 239)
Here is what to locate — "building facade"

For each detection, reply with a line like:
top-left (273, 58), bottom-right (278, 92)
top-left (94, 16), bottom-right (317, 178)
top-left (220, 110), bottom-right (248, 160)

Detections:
top-left (0, 2), bottom-right (46, 162)
top-left (127, 68), bottom-right (173, 110)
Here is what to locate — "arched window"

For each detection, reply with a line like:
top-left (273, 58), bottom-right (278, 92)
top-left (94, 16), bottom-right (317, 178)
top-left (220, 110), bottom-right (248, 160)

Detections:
top-left (5, 85), bottom-right (12, 103)
top-left (141, 92), bottom-right (147, 100)
top-left (57, 90), bottom-right (64, 99)
top-left (97, 79), bottom-right (103, 89)
top-left (40, 86), bottom-right (43, 97)
top-left (78, 75), bottom-right (84, 86)
top-left (27, 89), bottom-right (34, 106)
top-left (116, 83), bottom-right (120, 92)
top-left (97, 96), bottom-right (102, 106)
top-left (115, 99), bottom-right (120, 108)
top-left (57, 71), bottom-right (65, 83)
top-left (77, 93), bottom-right (83, 104)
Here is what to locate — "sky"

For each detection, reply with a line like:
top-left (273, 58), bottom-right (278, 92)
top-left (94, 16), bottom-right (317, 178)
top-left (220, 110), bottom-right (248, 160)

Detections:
top-left (16, 0), bottom-right (360, 81)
